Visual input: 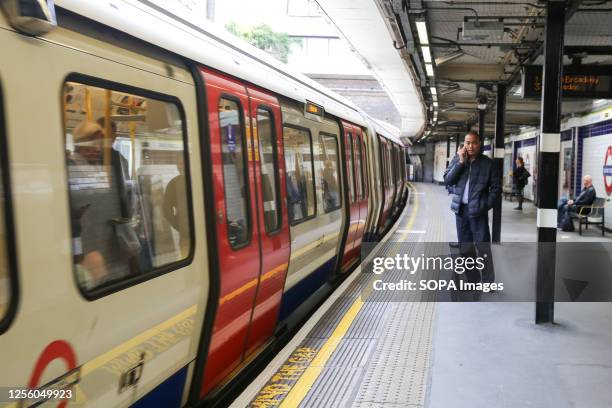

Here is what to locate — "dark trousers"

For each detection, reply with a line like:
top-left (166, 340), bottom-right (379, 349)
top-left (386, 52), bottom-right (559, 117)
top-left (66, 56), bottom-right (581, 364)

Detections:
top-left (455, 204), bottom-right (495, 283)
top-left (517, 186), bottom-right (524, 208)
top-left (557, 197), bottom-right (575, 224)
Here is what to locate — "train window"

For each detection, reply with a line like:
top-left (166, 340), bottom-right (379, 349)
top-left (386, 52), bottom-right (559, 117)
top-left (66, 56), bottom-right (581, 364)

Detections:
top-left (353, 135), bottom-right (363, 200)
top-left (395, 146), bottom-right (401, 186)
top-left (318, 133), bottom-right (341, 213)
top-left (283, 126), bottom-right (315, 223)
top-left (400, 150), bottom-right (406, 183)
top-left (390, 145), bottom-right (397, 187)
top-left (0, 83), bottom-right (16, 332)
top-left (381, 142), bottom-right (389, 188)
top-left (257, 107), bottom-right (281, 233)
top-left (347, 132), bottom-right (356, 203)
top-left (379, 138), bottom-right (386, 189)
top-left (362, 139), bottom-right (368, 198)
top-left (219, 97), bottom-right (250, 248)
top-left (63, 80), bottom-right (193, 296)
top-left (387, 144), bottom-right (393, 188)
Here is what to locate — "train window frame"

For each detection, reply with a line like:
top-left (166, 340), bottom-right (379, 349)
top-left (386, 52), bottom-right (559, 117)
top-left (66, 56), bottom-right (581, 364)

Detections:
top-left (318, 132), bottom-right (342, 213)
top-left (62, 73), bottom-right (196, 301)
top-left (347, 131), bottom-right (356, 203)
top-left (282, 124), bottom-right (317, 226)
top-left (379, 136), bottom-right (387, 189)
top-left (256, 105), bottom-right (282, 235)
top-left (0, 79), bottom-right (19, 335)
top-left (353, 133), bottom-right (363, 201)
top-left (362, 138), bottom-right (368, 198)
top-left (218, 94), bottom-right (253, 250)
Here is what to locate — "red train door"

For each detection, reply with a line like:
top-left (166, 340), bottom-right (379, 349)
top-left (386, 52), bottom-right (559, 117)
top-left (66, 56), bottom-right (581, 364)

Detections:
top-left (353, 130), bottom-right (368, 249)
top-left (196, 68), bottom-right (290, 398)
top-left (341, 121), bottom-right (359, 271)
top-left (243, 85), bottom-right (290, 355)
top-left (198, 68), bottom-right (261, 396)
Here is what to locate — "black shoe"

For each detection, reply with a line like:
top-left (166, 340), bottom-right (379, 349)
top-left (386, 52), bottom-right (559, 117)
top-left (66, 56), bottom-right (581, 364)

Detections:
top-left (513, 207), bottom-right (522, 210)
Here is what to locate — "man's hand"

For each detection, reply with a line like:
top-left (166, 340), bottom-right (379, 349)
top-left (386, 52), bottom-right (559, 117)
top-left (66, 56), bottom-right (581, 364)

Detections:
top-left (568, 199), bottom-right (574, 205)
top-left (458, 146), bottom-right (467, 164)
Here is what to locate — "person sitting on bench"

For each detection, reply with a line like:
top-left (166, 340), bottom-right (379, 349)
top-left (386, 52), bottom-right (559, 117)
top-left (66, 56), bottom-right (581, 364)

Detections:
top-left (557, 175), bottom-right (596, 228)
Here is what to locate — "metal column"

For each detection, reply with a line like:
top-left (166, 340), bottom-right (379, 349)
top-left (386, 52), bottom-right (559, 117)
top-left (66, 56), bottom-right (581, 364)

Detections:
top-left (446, 137), bottom-right (451, 167)
top-left (492, 84), bottom-right (506, 243)
top-left (535, 0), bottom-right (565, 324)
top-left (478, 109), bottom-right (486, 143)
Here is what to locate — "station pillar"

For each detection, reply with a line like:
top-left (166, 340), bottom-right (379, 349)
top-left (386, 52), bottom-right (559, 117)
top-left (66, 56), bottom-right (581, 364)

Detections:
top-left (492, 84), bottom-right (506, 243)
top-left (535, 0), bottom-right (565, 324)
top-left (478, 108), bottom-right (486, 144)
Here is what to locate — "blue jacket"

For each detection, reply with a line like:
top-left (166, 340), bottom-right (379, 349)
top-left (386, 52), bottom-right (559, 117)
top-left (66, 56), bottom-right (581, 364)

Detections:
top-left (443, 154), bottom-right (502, 217)
top-left (574, 185), bottom-right (596, 207)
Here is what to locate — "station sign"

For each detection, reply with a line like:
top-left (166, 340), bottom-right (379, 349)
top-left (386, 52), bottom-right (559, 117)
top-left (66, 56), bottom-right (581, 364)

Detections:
top-left (304, 101), bottom-right (324, 117)
top-left (522, 65), bottom-right (612, 99)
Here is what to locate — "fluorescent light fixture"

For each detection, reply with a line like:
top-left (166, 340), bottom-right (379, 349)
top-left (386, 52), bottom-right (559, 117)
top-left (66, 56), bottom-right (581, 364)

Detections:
top-left (434, 49), bottom-right (465, 66)
top-left (433, 101), bottom-right (439, 107)
top-left (416, 21), bottom-right (429, 45)
top-left (422, 46), bottom-right (432, 63)
top-left (432, 95), bottom-right (437, 102)
top-left (430, 87), bottom-right (437, 96)
top-left (425, 64), bottom-right (434, 77)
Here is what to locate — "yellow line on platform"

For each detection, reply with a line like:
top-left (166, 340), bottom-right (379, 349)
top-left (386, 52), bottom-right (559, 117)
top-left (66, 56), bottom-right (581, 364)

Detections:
top-left (278, 183), bottom-right (419, 407)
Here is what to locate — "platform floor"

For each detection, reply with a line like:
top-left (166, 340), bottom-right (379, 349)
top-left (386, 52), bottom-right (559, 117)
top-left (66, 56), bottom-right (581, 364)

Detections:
top-left (231, 183), bottom-right (612, 408)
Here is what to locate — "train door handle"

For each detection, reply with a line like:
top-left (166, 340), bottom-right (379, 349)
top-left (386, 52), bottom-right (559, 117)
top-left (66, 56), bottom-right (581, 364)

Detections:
top-left (118, 352), bottom-right (145, 393)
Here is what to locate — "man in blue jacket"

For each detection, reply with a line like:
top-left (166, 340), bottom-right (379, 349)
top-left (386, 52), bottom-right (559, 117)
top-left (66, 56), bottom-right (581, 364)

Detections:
top-left (444, 131), bottom-right (502, 283)
top-left (557, 175), bottom-right (596, 228)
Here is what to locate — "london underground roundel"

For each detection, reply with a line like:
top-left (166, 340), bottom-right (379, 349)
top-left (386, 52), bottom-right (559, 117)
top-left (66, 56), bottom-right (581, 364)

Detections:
top-left (604, 146), bottom-right (612, 196)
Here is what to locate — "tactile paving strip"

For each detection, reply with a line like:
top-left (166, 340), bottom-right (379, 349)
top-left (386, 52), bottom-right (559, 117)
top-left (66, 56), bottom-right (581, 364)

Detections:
top-left (296, 184), bottom-right (448, 408)
top-left (247, 183), bottom-right (449, 408)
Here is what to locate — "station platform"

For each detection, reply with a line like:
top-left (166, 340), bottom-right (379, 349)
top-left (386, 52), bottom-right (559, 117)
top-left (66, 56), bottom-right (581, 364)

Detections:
top-left (231, 183), bottom-right (612, 408)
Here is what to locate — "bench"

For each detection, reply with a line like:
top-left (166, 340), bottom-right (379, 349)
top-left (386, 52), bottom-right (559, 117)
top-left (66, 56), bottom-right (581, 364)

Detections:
top-left (572, 197), bottom-right (609, 236)
top-left (502, 185), bottom-right (519, 201)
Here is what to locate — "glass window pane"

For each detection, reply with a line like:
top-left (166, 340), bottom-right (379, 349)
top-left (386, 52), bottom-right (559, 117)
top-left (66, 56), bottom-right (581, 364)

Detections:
top-left (387, 145), bottom-right (392, 187)
top-left (347, 133), bottom-right (355, 203)
top-left (362, 140), bottom-right (368, 197)
top-left (219, 98), bottom-right (250, 247)
top-left (257, 108), bottom-right (281, 233)
top-left (284, 126), bottom-right (315, 223)
top-left (318, 134), bottom-right (341, 213)
top-left (64, 81), bottom-right (192, 293)
top-left (394, 146), bottom-right (400, 186)
top-left (0, 140), bottom-right (8, 323)
top-left (353, 135), bottom-right (363, 200)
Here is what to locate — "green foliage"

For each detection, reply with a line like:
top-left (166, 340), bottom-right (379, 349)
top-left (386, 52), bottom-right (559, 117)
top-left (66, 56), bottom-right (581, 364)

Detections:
top-left (225, 22), bottom-right (294, 63)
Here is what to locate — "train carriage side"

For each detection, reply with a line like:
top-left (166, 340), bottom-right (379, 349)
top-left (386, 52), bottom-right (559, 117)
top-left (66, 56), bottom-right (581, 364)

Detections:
top-left (337, 121), bottom-right (369, 273)
top-left (362, 120), bottom-right (385, 242)
top-left (375, 135), bottom-right (394, 236)
top-left (276, 100), bottom-right (345, 319)
top-left (0, 2), bottom-right (414, 406)
top-left (0, 11), bottom-right (210, 407)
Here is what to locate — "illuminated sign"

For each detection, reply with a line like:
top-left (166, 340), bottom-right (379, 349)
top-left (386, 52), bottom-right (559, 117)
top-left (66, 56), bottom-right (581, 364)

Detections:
top-left (304, 101), bottom-right (324, 117)
top-left (522, 65), bottom-right (612, 99)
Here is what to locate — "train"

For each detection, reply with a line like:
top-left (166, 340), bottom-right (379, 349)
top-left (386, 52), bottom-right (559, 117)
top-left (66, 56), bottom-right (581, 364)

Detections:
top-left (0, 1), bottom-right (411, 407)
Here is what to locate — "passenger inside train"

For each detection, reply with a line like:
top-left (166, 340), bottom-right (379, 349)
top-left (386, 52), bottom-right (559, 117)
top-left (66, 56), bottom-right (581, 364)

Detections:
top-left (65, 83), bottom-right (191, 292)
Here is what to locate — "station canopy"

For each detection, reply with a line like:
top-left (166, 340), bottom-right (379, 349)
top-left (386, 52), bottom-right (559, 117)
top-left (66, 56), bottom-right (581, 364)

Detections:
top-left (376, 0), bottom-right (612, 141)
